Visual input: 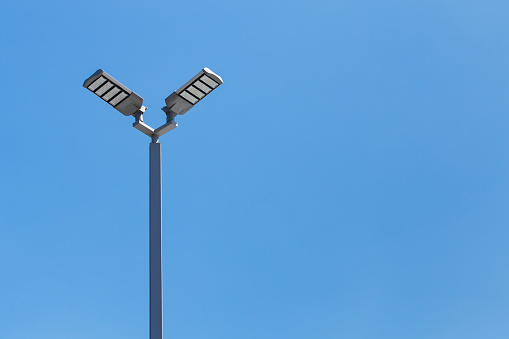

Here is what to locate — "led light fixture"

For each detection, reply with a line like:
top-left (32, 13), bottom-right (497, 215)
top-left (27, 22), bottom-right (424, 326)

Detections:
top-left (164, 68), bottom-right (223, 116)
top-left (83, 69), bottom-right (144, 116)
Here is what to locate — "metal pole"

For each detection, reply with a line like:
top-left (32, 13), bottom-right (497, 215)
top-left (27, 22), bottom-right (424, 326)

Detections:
top-left (149, 135), bottom-right (162, 339)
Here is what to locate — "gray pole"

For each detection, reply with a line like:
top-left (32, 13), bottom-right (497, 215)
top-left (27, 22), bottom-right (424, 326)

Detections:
top-left (149, 135), bottom-right (162, 339)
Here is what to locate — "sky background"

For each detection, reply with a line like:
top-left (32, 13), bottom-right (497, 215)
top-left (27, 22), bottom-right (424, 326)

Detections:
top-left (1, 0), bottom-right (509, 338)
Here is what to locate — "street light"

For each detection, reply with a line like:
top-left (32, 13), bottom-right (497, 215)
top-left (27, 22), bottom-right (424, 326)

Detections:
top-left (83, 67), bottom-right (223, 339)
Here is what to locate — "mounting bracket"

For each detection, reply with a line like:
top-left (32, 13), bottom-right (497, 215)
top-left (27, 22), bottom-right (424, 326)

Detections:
top-left (133, 106), bottom-right (178, 138)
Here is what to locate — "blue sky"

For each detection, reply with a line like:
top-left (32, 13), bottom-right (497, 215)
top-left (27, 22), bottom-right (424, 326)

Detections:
top-left (1, 1), bottom-right (509, 338)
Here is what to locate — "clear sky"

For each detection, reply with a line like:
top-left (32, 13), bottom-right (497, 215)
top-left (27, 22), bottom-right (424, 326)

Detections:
top-left (1, 1), bottom-right (509, 338)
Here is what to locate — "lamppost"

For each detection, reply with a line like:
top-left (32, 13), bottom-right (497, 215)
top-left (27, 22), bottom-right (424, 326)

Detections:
top-left (83, 68), bottom-right (223, 339)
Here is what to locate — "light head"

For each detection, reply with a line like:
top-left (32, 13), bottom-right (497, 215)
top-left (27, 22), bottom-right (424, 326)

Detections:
top-left (164, 68), bottom-right (223, 116)
top-left (83, 69), bottom-right (144, 116)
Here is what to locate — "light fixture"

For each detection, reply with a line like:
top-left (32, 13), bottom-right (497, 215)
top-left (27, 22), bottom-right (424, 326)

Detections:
top-left (83, 69), bottom-right (145, 116)
top-left (163, 68), bottom-right (223, 116)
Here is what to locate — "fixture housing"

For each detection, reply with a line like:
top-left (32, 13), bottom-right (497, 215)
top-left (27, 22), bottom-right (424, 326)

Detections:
top-left (83, 69), bottom-right (144, 116)
top-left (164, 68), bottom-right (223, 116)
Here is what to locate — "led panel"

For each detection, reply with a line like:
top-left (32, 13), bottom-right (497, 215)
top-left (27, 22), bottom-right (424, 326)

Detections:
top-left (199, 75), bottom-right (219, 89)
top-left (180, 91), bottom-right (199, 104)
top-left (88, 76), bottom-right (107, 91)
